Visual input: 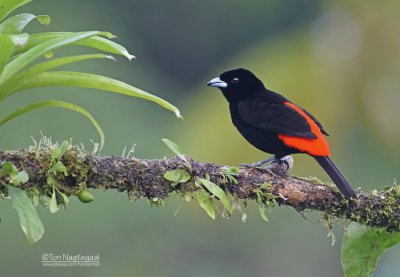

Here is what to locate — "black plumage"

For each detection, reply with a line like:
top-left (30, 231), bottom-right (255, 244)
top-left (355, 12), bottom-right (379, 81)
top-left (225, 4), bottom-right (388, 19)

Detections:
top-left (207, 68), bottom-right (356, 199)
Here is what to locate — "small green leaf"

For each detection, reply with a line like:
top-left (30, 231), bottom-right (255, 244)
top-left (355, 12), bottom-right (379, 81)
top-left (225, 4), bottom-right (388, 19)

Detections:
top-left (164, 170), bottom-right (191, 183)
top-left (231, 167), bottom-right (239, 174)
top-left (381, 186), bottom-right (391, 191)
top-left (59, 191), bottom-right (69, 206)
top-left (37, 15), bottom-right (50, 25)
top-left (197, 189), bottom-right (215, 219)
top-left (29, 187), bottom-right (39, 206)
top-left (39, 195), bottom-right (50, 207)
top-left (162, 139), bottom-right (191, 171)
top-left (59, 140), bottom-right (69, 158)
top-left (258, 204), bottom-right (269, 222)
top-left (46, 175), bottom-right (53, 185)
top-left (1, 161), bottom-right (17, 176)
top-left (18, 171), bottom-right (29, 183)
top-left (3, 162), bottom-right (21, 184)
top-left (49, 187), bottom-right (58, 213)
top-left (341, 223), bottom-right (400, 277)
top-left (260, 182), bottom-right (271, 189)
top-left (77, 190), bottom-right (94, 203)
top-left (6, 184), bottom-right (44, 244)
top-left (11, 175), bottom-right (20, 185)
top-left (162, 138), bottom-right (182, 155)
top-left (225, 166), bottom-right (239, 176)
top-left (10, 167), bottom-right (19, 177)
top-left (51, 146), bottom-right (60, 161)
top-left (220, 166), bottom-right (239, 184)
top-left (34, 151), bottom-right (40, 161)
top-left (53, 161), bottom-right (67, 176)
top-left (197, 178), bottom-right (232, 213)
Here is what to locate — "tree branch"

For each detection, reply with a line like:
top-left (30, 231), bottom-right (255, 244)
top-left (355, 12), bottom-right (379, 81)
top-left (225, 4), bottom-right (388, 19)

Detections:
top-left (1, 148), bottom-right (398, 231)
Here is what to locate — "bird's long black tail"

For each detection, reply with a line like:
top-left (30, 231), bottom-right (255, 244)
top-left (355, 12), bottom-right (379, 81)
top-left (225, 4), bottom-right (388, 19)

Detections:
top-left (313, 156), bottom-right (357, 199)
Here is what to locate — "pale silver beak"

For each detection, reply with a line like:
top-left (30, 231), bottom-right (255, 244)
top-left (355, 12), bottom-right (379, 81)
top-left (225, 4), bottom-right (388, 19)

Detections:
top-left (206, 77), bottom-right (227, 88)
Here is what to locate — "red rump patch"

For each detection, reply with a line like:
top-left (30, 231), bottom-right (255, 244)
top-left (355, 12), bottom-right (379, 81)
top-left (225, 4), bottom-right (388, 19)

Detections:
top-left (278, 102), bottom-right (331, 156)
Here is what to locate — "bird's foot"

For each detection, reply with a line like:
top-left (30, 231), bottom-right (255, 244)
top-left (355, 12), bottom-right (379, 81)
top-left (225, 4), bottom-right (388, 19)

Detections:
top-left (264, 156), bottom-right (294, 176)
top-left (240, 156), bottom-right (294, 176)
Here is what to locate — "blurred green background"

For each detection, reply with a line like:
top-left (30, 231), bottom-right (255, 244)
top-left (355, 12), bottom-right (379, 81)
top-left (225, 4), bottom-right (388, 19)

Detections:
top-left (1, 0), bottom-right (400, 276)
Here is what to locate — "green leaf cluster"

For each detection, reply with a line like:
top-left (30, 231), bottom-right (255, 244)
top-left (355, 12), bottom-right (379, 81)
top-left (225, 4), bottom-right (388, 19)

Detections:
top-left (162, 139), bottom-right (232, 219)
top-left (219, 166), bottom-right (239, 184)
top-left (0, 137), bottom-right (98, 244)
top-left (254, 182), bottom-right (278, 222)
top-left (46, 140), bottom-right (70, 213)
top-left (1, 161), bottom-right (44, 244)
top-left (0, 0), bottom-right (181, 150)
top-left (196, 176), bottom-right (232, 214)
top-left (1, 161), bottom-right (28, 185)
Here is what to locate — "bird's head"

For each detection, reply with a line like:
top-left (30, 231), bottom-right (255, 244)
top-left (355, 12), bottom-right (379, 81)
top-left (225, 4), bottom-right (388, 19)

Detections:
top-left (206, 68), bottom-right (265, 101)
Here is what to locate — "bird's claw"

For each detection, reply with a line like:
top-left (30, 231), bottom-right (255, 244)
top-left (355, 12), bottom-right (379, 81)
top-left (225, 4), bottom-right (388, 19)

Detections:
top-left (256, 166), bottom-right (276, 176)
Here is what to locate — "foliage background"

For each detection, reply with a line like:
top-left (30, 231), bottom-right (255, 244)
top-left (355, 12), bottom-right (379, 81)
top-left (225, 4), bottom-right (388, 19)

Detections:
top-left (1, 0), bottom-right (399, 276)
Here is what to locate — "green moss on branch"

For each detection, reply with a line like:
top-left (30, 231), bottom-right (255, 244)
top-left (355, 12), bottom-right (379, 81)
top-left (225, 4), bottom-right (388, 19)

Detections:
top-left (0, 148), bottom-right (399, 231)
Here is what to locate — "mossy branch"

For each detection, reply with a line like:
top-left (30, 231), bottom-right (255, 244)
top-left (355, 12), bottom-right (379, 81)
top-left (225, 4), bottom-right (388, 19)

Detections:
top-left (0, 148), bottom-right (398, 231)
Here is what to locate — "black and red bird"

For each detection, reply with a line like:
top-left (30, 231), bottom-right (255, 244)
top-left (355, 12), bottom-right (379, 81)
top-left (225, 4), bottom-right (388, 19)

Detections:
top-left (207, 68), bottom-right (356, 199)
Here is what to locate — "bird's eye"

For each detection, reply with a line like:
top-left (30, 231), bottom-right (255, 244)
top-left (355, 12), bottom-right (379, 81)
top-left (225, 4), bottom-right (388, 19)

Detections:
top-left (231, 77), bottom-right (239, 84)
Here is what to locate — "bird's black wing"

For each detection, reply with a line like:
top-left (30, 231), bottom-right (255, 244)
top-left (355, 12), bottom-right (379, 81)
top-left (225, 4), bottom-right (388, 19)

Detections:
top-left (237, 94), bottom-right (319, 139)
top-left (300, 107), bottom-right (329, 136)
